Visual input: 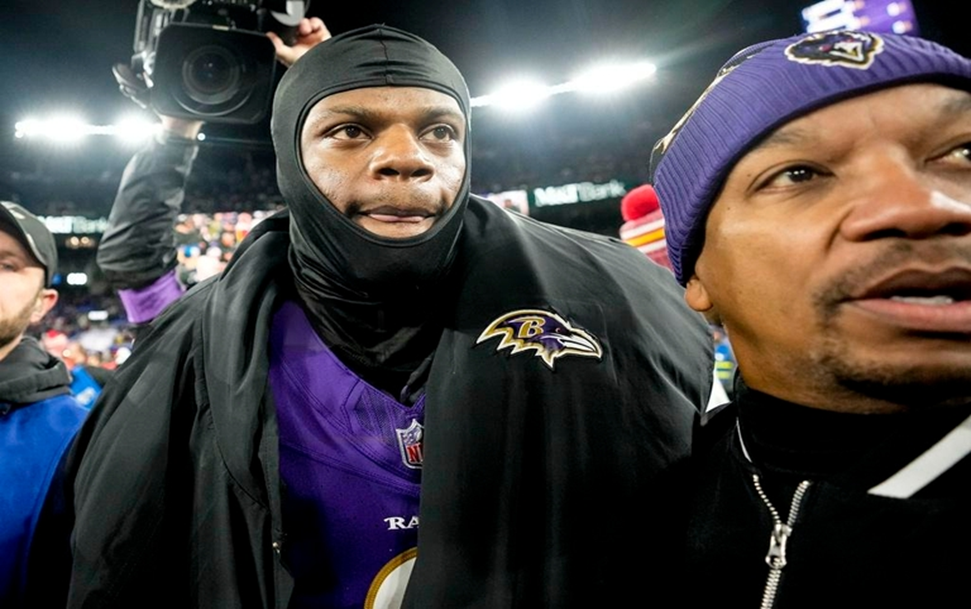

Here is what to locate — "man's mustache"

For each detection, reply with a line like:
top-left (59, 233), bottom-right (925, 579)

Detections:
top-left (814, 240), bottom-right (971, 316)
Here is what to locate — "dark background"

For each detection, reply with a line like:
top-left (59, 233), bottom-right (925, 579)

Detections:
top-left (0, 1), bottom-right (966, 235)
top-left (3, 1), bottom-right (966, 126)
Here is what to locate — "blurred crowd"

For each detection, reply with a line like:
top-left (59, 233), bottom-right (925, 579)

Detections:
top-left (31, 289), bottom-right (133, 373)
top-left (173, 208), bottom-right (279, 283)
top-left (27, 208), bottom-right (275, 372)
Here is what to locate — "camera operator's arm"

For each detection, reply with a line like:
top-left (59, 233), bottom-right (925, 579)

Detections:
top-left (96, 117), bottom-right (200, 325)
top-left (100, 17), bottom-right (329, 328)
top-left (267, 17), bottom-right (331, 67)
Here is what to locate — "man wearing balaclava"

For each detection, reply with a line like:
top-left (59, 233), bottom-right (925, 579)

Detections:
top-left (66, 24), bottom-right (713, 608)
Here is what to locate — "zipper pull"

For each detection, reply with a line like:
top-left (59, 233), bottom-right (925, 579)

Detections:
top-left (765, 523), bottom-right (792, 568)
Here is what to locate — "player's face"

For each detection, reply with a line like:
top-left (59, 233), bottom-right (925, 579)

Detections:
top-left (686, 84), bottom-right (971, 413)
top-left (300, 86), bottom-right (467, 239)
top-left (0, 227), bottom-right (54, 355)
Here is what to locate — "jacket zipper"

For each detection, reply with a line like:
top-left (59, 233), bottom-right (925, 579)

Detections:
top-left (751, 474), bottom-right (812, 609)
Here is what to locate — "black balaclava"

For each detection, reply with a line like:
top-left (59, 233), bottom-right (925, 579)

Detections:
top-left (271, 25), bottom-right (472, 397)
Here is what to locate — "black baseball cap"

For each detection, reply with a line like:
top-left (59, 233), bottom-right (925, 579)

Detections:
top-left (0, 201), bottom-right (58, 287)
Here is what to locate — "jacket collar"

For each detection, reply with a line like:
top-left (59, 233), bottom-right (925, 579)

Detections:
top-left (0, 335), bottom-right (71, 411)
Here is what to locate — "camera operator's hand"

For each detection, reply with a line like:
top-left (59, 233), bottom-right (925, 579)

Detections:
top-left (112, 63), bottom-right (152, 110)
top-left (266, 17), bottom-right (331, 68)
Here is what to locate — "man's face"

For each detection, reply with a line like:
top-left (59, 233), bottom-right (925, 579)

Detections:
top-left (686, 84), bottom-right (971, 412)
top-left (0, 227), bottom-right (56, 355)
top-left (300, 86), bottom-right (467, 239)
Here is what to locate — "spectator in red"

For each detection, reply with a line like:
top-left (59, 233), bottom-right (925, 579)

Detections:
top-left (619, 183), bottom-right (672, 271)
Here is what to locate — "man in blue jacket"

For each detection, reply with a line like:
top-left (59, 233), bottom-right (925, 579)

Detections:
top-left (0, 201), bottom-right (89, 607)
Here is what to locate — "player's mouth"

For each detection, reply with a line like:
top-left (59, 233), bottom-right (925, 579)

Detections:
top-left (360, 205), bottom-right (436, 224)
top-left (846, 267), bottom-right (971, 334)
top-left (356, 205), bottom-right (437, 229)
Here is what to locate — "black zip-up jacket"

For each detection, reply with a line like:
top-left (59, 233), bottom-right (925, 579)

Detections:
top-left (67, 198), bottom-right (713, 608)
top-left (679, 382), bottom-right (971, 608)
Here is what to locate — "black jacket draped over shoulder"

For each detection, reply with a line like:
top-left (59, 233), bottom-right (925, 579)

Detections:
top-left (67, 197), bottom-right (713, 608)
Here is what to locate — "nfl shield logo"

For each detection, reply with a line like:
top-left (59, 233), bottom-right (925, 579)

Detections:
top-left (396, 419), bottom-right (424, 469)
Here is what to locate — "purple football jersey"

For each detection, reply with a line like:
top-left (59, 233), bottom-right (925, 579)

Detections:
top-left (268, 301), bottom-right (424, 608)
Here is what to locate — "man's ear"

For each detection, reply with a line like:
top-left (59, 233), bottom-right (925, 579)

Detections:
top-left (684, 275), bottom-right (721, 324)
top-left (30, 288), bottom-right (58, 325)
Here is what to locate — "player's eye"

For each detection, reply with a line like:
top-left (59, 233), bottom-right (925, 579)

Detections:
top-left (422, 125), bottom-right (457, 142)
top-left (329, 124), bottom-right (368, 140)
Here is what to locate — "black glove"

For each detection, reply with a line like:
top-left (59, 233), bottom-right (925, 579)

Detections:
top-left (112, 62), bottom-right (152, 110)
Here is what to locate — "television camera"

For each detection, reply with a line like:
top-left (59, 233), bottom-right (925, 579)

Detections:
top-left (126, 0), bottom-right (309, 125)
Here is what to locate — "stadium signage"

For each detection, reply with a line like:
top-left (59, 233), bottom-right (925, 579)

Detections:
top-left (39, 215), bottom-right (110, 235)
top-left (532, 180), bottom-right (627, 207)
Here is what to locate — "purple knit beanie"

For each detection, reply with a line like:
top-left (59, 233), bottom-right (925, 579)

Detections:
top-left (650, 30), bottom-right (971, 285)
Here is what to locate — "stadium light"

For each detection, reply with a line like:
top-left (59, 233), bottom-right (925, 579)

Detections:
top-left (15, 116), bottom-right (89, 143)
top-left (15, 55), bottom-right (660, 133)
top-left (115, 115), bottom-right (162, 144)
top-left (568, 61), bottom-right (657, 94)
top-left (87, 310), bottom-right (109, 321)
top-left (469, 59), bottom-right (657, 109)
top-left (473, 79), bottom-right (553, 111)
top-left (13, 115), bottom-right (204, 145)
top-left (66, 272), bottom-right (88, 286)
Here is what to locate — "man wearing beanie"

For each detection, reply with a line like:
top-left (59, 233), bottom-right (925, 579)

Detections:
top-left (652, 29), bottom-right (971, 607)
top-left (0, 202), bottom-right (89, 607)
top-left (67, 23), bottom-right (713, 608)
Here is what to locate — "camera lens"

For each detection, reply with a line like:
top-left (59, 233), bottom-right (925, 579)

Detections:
top-left (182, 45), bottom-right (242, 105)
top-left (155, 24), bottom-right (274, 123)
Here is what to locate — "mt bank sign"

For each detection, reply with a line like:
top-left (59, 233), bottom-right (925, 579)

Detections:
top-left (532, 179), bottom-right (628, 207)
